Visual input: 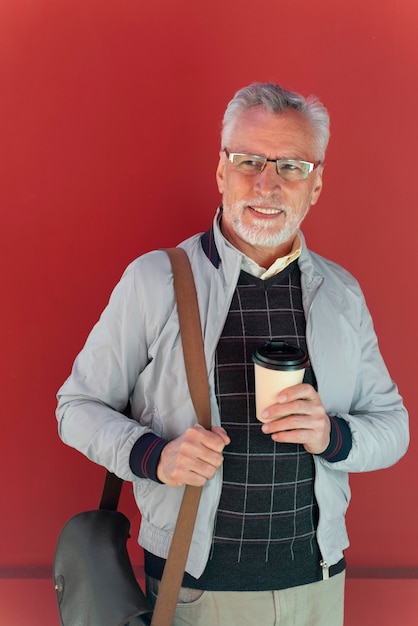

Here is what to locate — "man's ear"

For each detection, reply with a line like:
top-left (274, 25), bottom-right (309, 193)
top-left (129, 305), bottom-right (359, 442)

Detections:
top-left (216, 155), bottom-right (225, 194)
top-left (310, 166), bottom-right (324, 206)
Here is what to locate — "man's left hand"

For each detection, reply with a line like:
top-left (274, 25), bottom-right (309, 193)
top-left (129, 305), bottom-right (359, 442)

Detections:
top-left (259, 383), bottom-right (330, 454)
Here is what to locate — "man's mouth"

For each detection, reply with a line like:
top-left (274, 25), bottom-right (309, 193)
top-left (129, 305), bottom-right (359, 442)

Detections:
top-left (249, 205), bottom-right (283, 215)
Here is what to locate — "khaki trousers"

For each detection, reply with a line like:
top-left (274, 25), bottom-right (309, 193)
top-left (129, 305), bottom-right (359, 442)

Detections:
top-left (146, 571), bottom-right (345, 626)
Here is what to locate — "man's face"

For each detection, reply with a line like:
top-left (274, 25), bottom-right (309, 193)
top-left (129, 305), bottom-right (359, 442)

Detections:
top-left (216, 106), bottom-right (324, 264)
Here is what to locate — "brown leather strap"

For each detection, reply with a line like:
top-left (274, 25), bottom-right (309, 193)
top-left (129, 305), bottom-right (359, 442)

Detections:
top-left (150, 247), bottom-right (211, 626)
top-left (98, 247), bottom-right (210, 625)
top-left (163, 247), bottom-right (211, 430)
top-left (98, 470), bottom-right (123, 511)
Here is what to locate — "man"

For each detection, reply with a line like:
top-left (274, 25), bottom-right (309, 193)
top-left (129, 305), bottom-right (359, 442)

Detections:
top-left (57, 82), bottom-right (409, 625)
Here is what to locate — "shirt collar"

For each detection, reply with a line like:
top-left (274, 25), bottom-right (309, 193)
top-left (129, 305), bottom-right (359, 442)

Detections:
top-left (223, 230), bottom-right (302, 279)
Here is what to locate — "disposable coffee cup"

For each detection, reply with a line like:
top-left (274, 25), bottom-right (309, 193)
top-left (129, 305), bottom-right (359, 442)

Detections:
top-left (252, 341), bottom-right (310, 420)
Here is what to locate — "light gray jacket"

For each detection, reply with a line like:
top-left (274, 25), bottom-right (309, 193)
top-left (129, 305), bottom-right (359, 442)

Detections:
top-left (57, 211), bottom-right (409, 578)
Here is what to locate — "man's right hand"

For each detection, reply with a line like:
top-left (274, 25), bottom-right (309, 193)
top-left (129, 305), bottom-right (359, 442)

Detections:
top-left (156, 424), bottom-right (230, 487)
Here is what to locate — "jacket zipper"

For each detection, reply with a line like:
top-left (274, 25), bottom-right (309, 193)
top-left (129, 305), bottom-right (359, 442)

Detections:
top-left (303, 273), bottom-right (330, 582)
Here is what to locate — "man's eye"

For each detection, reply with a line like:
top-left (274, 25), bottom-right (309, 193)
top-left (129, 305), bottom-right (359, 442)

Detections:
top-left (241, 159), bottom-right (260, 167)
top-left (235, 158), bottom-right (264, 172)
top-left (281, 162), bottom-right (302, 171)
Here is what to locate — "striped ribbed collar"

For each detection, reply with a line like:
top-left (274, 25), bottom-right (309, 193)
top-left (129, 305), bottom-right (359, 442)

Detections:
top-left (200, 222), bottom-right (220, 268)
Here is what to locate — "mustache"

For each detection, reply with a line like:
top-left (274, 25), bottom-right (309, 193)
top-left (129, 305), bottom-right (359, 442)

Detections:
top-left (238, 196), bottom-right (288, 211)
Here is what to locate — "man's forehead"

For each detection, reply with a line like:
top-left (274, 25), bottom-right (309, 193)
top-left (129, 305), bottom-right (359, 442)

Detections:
top-left (232, 106), bottom-right (310, 132)
top-left (228, 106), bottom-right (317, 156)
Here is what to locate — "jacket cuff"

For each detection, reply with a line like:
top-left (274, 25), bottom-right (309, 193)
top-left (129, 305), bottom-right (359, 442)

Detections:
top-left (129, 433), bottom-right (169, 482)
top-left (319, 415), bottom-right (352, 462)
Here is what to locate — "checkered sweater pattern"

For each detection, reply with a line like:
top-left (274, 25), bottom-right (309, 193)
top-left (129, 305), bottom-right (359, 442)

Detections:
top-left (182, 261), bottom-right (324, 591)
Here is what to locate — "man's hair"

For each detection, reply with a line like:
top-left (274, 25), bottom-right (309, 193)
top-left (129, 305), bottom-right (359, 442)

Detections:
top-left (221, 82), bottom-right (330, 161)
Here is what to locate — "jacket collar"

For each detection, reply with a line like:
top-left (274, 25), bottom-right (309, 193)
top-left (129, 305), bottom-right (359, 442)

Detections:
top-left (200, 207), bottom-right (311, 272)
top-left (200, 208), bottom-right (324, 293)
top-left (200, 220), bottom-right (220, 268)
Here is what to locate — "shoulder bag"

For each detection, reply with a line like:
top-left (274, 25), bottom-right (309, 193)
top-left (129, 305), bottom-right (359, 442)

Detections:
top-left (53, 247), bottom-right (211, 626)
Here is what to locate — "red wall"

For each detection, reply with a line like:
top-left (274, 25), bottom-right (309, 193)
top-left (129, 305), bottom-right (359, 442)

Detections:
top-left (1, 1), bottom-right (417, 624)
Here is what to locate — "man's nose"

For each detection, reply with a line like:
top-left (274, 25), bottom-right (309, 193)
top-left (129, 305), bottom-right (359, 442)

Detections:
top-left (254, 161), bottom-right (283, 192)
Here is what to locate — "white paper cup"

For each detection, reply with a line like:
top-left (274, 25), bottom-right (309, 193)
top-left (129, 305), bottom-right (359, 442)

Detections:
top-left (252, 341), bottom-right (310, 421)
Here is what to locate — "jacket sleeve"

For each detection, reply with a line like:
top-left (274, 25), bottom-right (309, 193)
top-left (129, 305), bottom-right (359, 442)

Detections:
top-left (320, 289), bottom-right (409, 473)
top-left (56, 260), bottom-right (155, 482)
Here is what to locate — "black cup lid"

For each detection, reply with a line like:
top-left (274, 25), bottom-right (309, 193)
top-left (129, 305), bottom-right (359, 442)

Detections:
top-left (252, 341), bottom-right (310, 371)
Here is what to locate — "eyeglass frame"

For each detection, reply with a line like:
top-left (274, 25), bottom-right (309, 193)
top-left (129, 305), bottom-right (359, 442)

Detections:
top-left (223, 148), bottom-right (321, 180)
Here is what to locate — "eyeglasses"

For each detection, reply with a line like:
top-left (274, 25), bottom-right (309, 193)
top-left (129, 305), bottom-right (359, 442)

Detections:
top-left (224, 148), bottom-right (320, 182)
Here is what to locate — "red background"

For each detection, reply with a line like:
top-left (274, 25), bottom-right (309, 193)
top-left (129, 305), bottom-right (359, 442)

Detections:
top-left (1, 1), bottom-right (417, 624)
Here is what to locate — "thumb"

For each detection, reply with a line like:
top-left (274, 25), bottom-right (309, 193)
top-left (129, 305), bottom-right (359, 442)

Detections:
top-left (211, 426), bottom-right (231, 446)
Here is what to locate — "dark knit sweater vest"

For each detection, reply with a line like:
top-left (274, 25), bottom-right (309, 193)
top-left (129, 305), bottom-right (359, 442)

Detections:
top-left (180, 260), bottom-right (328, 591)
top-left (144, 260), bottom-right (345, 589)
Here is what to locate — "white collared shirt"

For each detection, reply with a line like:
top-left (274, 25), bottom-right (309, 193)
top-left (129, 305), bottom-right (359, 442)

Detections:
top-left (224, 233), bottom-right (302, 280)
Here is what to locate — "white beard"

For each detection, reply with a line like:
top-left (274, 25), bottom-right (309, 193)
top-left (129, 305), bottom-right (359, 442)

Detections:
top-left (225, 197), bottom-right (309, 248)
